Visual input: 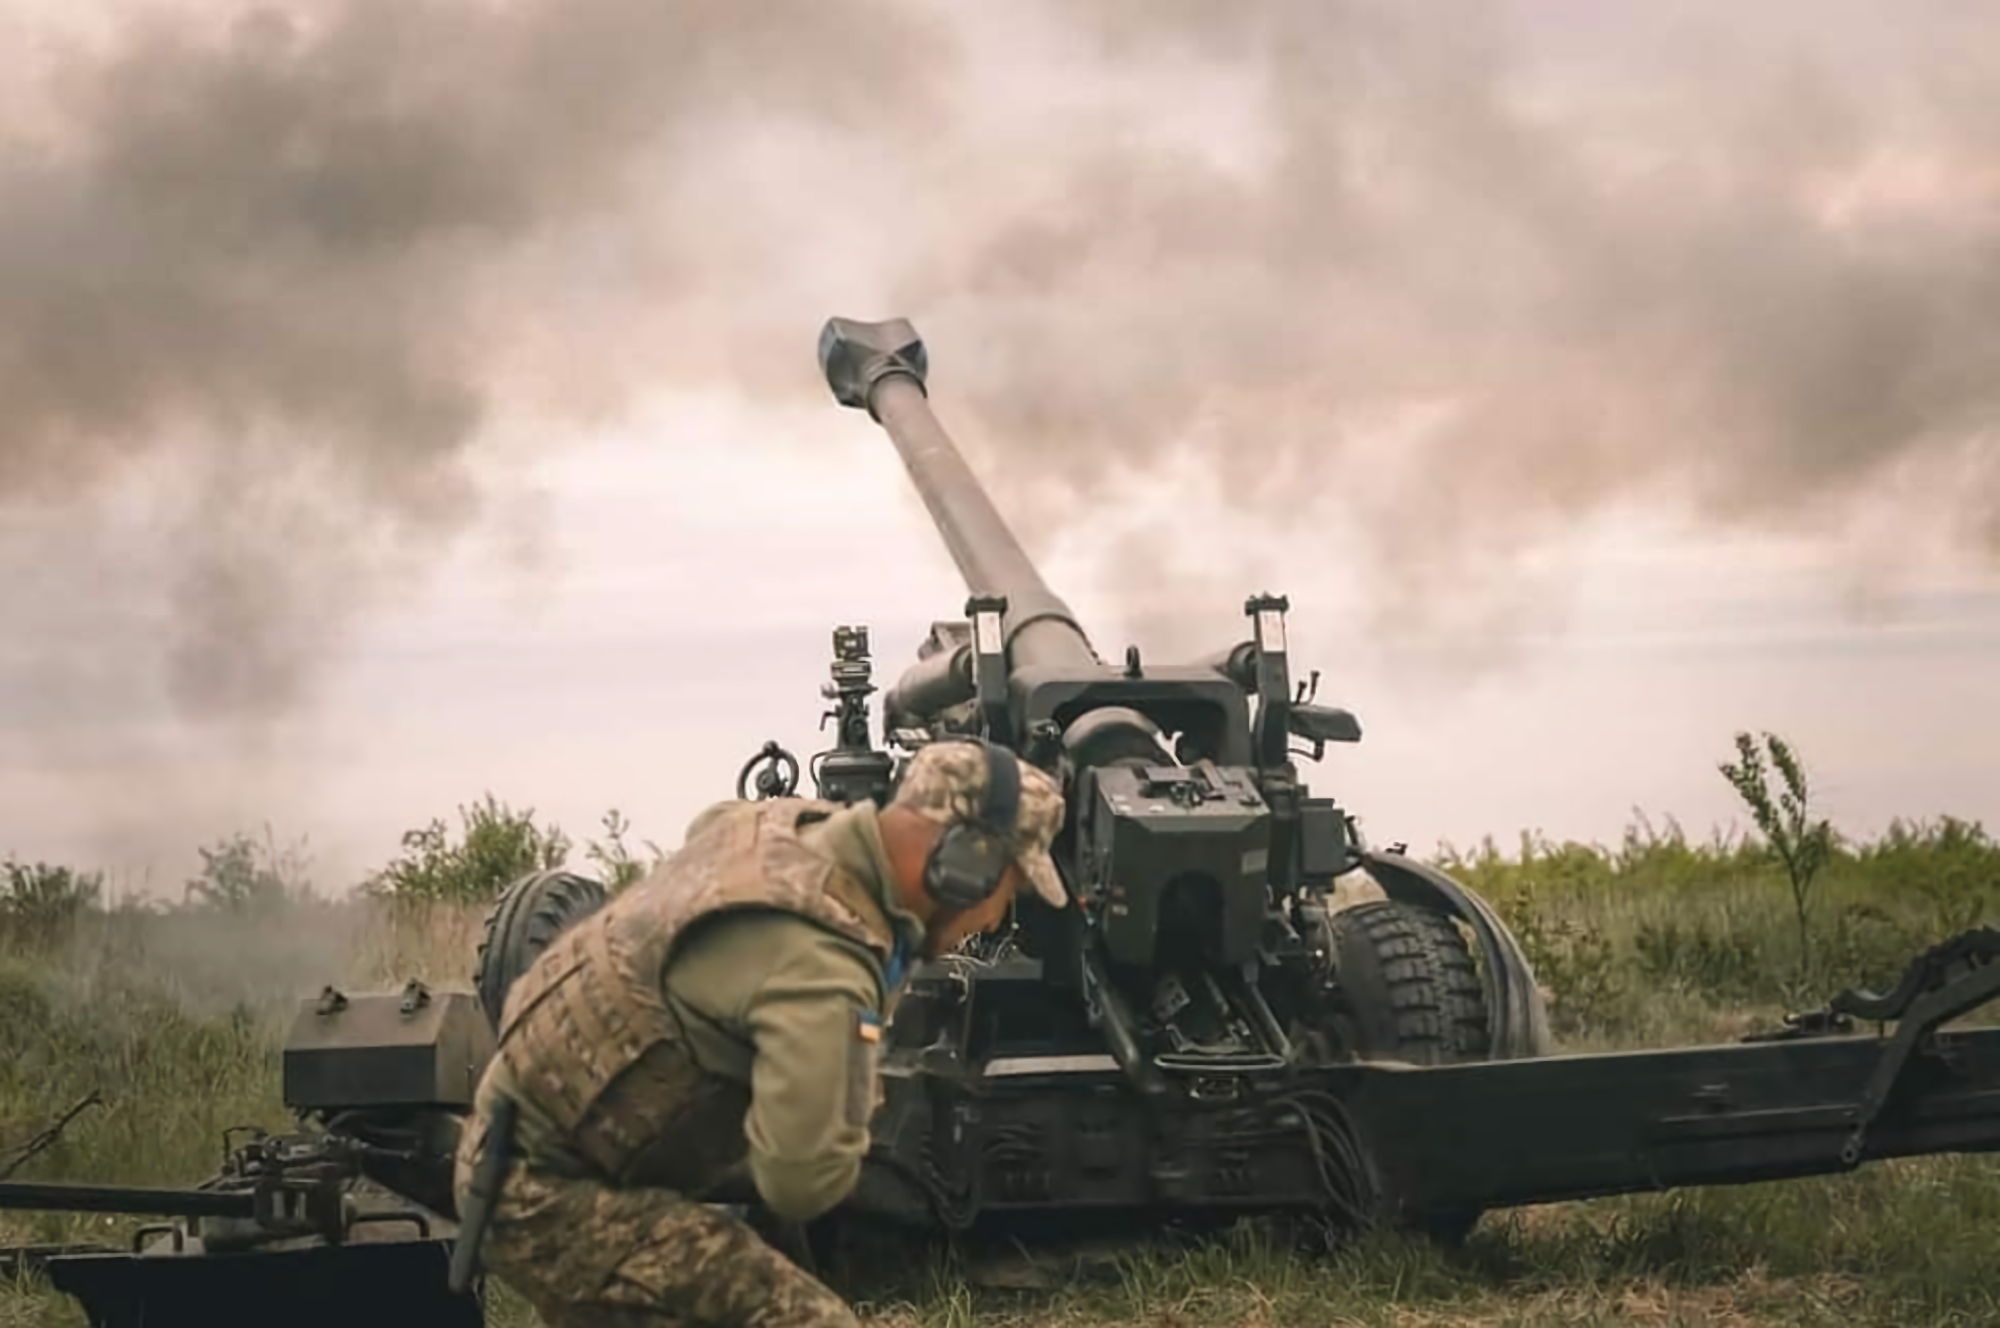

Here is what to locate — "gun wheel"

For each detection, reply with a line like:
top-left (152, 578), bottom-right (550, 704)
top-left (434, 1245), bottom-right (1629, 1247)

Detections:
top-left (473, 868), bottom-right (611, 1028)
top-left (1325, 898), bottom-right (1492, 1064)
top-left (1319, 897), bottom-right (1492, 1245)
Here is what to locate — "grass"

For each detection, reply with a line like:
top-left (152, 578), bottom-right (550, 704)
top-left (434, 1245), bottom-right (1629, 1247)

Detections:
top-left (0, 761), bottom-right (1995, 1326)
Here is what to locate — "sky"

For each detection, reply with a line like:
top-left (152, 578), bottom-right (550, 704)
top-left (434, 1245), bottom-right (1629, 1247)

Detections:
top-left (5, 391), bottom-right (1990, 898)
top-left (0, 1), bottom-right (1994, 896)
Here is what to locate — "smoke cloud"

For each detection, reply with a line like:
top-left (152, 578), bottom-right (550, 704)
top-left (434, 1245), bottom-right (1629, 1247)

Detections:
top-left (3, 0), bottom-right (1998, 801)
top-left (900, 1), bottom-right (2000, 656)
top-left (0, 0), bottom-right (955, 731)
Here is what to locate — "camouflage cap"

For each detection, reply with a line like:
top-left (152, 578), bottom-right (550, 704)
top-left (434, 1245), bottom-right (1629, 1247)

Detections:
top-left (891, 740), bottom-right (1067, 909)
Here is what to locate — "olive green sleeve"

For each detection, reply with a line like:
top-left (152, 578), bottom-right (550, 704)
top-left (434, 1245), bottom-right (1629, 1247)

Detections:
top-left (738, 928), bottom-right (886, 1222)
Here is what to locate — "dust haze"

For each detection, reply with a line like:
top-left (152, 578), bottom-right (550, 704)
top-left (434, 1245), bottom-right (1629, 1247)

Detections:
top-left (2, 1), bottom-right (1997, 860)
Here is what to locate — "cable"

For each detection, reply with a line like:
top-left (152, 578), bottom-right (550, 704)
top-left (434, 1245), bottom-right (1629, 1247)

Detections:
top-left (1269, 1088), bottom-right (1380, 1230)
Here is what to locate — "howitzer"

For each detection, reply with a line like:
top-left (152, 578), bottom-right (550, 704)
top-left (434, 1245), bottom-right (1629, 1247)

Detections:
top-left (11, 314), bottom-right (2000, 1326)
top-left (777, 315), bottom-right (1557, 1231)
top-left (811, 315), bottom-right (1552, 1093)
top-left (719, 316), bottom-right (2000, 1243)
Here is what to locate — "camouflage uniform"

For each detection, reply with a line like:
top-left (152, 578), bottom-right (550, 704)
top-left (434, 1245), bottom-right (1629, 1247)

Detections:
top-left (454, 741), bottom-right (1066, 1328)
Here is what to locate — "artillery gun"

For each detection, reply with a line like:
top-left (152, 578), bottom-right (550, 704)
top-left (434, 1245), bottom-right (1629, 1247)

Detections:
top-left (9, 315), bottom-right (2000, 1326)
top-left (720, 317), bottom-right (2000, 1241)
top-left (767, 316), bottom-right (1553, 1235)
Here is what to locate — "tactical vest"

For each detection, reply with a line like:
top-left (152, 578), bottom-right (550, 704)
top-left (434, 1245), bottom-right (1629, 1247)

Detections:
top-left (494, 798), bottom-right (901, 1189)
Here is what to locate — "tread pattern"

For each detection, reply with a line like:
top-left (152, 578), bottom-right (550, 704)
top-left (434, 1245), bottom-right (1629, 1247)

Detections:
top-left (473, 868), bottom-right (611, 1029)
top-left (1327, 899), bottom-right (1491, 1064)
top-left (1322, 898), bottom-right (1493, 1245)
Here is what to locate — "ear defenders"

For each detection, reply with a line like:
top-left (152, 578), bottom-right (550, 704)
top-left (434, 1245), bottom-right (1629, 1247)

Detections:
top-left (920, 738), bottom-right (1023, 911)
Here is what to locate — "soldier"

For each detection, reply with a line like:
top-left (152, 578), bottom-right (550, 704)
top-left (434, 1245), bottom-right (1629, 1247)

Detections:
top-left (451, 737), bottom-right (1067, 1328)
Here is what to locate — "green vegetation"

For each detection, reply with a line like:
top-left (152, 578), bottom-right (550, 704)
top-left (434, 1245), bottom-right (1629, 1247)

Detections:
top-left (0, 736), bottom-right (1996, 1326)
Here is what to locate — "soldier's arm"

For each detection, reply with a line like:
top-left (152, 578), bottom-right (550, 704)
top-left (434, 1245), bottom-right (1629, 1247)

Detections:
top-left (739, 925), bottom-right (886, 1223)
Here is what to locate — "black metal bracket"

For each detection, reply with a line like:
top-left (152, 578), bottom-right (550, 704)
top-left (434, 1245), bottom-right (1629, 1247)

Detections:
top-left (966, 595), bottom-right (1012, 748)
top-left (1753, 929), bottom-right (2000, 1165)
top-left (1830, 929), bottom-right (2000, 1165)
top-left (1830, 928), bottom-right (2000, 1024)
top-left (736, 740), bottom-right (802, 801)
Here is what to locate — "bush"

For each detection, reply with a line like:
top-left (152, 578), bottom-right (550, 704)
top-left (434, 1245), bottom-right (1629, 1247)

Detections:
top-left (0, 860), bottom-right (102, 947)
top-left (360, 797), bottom-right (669, 906)
top-left (181, 829), bottom-right (315, 914)
top-left (583, 809), bottom-right (667, 890)
top-left (363, 793), bottom-right (575, 905)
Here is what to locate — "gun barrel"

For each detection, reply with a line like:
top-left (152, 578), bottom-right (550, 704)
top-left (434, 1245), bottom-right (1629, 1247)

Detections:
top-left (0, 1179), bottom-right (256, 1219)
top-left (819, 317), bottom-right (1098, 673)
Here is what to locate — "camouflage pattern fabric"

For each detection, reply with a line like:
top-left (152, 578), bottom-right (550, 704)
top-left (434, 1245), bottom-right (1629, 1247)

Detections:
top-left (890, 739), bottom-right (1068, 908)
top-left (479, 1160), bottom-right (858, 1328)
top-left (494, 797), bottom-right (901, 1188)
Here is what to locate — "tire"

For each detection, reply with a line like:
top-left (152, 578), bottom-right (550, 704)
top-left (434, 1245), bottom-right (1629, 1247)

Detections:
top-left (473, 869), bottom-right (611, 1029)
top-left (1324, 898), bottom-right (1491, 1245)
top-left (1327, 898), bottom-right (1491, 1064)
